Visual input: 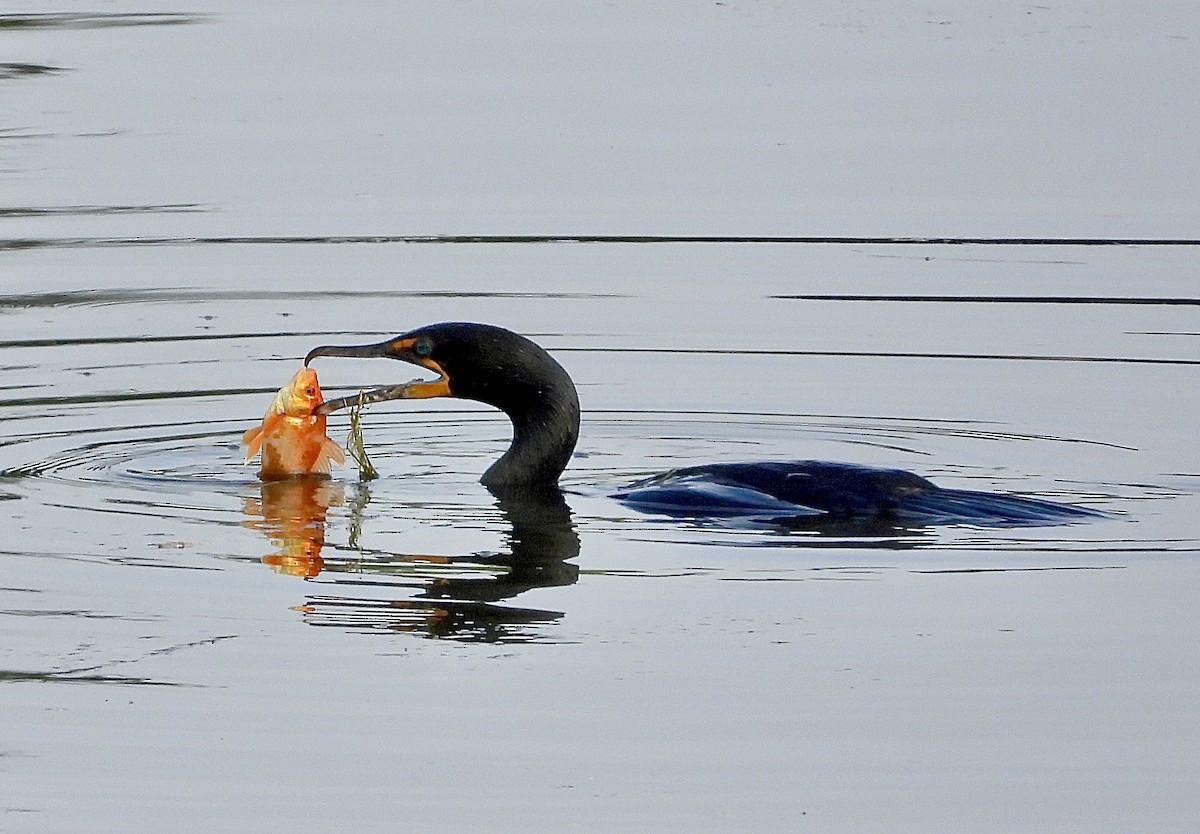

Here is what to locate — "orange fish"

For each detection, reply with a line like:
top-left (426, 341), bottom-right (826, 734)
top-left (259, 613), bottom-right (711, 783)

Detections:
top-left (242, 367), bottom-right (346, 479)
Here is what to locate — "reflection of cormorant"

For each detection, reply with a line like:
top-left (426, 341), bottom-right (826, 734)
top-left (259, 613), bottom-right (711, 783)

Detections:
top-left (300, 486), bottom-right (580, 642)
top-left (232, 470), bottom-right (580, 638)
top-left (306, 322), bottom-right (1102, 526)
top-left (413, 486), bottom-right (580, 605)
top-left (241, 463), bottom-right (580, 639)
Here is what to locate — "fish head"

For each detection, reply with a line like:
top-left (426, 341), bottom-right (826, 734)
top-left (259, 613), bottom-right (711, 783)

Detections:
top-left (274, 366), bottom-right (325, 417)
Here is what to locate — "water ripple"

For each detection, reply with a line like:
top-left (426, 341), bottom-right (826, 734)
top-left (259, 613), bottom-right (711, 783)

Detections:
top-left (0, 63), bottom-right (67, 79)
top-left (0, 12), bottom-right (210, 30)
top-left (0, 396), bottom-right (1189, 643)
top-left (0, 203), bottom-right (207, 218)
top-left (0, 410), bottom-right (1149, 547)
top-left (3, 234), bottom-right (1200, 249)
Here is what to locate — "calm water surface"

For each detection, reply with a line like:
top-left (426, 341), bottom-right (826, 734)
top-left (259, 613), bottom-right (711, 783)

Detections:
top-left (3, 4), bottom-right (1199, 832)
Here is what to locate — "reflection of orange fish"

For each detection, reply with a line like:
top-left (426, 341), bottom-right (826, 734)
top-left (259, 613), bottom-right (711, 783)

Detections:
top-left (243, 479), bottom-right (345, 578)
top-left (242, 367), bottom-right (345, 479)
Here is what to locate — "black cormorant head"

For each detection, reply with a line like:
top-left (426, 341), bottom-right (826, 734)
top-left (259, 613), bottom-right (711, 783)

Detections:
top-left (305, 322), bottom-right (580, 489)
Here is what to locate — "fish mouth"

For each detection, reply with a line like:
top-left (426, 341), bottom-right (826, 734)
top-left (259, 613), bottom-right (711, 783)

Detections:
top-left (305, 339), bottom-right (451, 415)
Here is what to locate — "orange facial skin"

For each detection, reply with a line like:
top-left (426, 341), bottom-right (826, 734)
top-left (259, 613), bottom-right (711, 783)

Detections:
top-left (242, 367), bottom-right (346, 480)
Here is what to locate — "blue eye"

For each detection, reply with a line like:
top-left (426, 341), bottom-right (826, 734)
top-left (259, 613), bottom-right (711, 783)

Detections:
top-left (414, 337), bottom-right (433, 357)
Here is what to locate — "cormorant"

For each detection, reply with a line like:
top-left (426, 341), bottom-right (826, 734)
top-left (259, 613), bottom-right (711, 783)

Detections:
top-left (305, 322), bottom-right (1101, 525)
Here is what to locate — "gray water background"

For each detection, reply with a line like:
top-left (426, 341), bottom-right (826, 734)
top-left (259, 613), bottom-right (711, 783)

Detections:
top-left (2, 4), bottom-right (1198, 832)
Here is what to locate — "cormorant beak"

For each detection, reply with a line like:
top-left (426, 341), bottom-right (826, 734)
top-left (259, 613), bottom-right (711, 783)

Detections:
top-left (304, 337), bottom-right (452, 415)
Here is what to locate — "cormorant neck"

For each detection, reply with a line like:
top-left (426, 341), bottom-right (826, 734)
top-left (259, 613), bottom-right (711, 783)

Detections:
top-left (480, 382), bottom-right (580, 491)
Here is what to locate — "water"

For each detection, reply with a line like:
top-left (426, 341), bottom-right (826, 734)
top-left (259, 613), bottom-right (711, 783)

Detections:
top-left (3, 4), bottom-right (1199, 832)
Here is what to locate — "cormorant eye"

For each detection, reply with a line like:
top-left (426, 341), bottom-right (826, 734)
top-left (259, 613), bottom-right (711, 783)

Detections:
top-left (305, 387), bottom-right (316, 396)
top-left (413, 337), bottom-right (433, 358)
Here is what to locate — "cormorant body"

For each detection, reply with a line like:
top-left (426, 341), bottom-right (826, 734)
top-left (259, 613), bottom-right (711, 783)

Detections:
top-left (613, 460), bottom-right (1100, 525)
top-left (306, 322), bottom-right (1102, 526)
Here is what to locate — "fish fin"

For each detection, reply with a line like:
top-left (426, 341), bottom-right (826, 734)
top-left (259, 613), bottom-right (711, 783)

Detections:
top-left (312, 437), bottom-right (346, 474)
top-left (242, 425), bottom-right (265, 463)
top-left (242, 415), bottom-right (283, 463)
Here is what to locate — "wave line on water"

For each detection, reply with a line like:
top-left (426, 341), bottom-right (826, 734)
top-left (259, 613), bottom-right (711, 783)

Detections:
top-left (4, 234), bottom-right (1200, 251)
top-left (0, 203), bottom-right (207, 218)
top-left (0, 62), bottom-right (67, 78)
top-left (555, 346), bottom-right (1200, 367)
top-left (0, 287), bottom-right (622, 310)
top-left (0, 12), bottom-right (209, 29)
top-left (773, 294), bottom-right (1200, 306)
top-left (0, 386), bottom-right (276, 410)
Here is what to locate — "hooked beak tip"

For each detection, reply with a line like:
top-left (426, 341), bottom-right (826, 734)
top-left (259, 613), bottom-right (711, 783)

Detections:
top-left (304, 342), bottom-right (390, 367)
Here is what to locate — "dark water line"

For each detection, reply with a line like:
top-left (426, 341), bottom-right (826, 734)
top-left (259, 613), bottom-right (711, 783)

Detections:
top-left (1, 331), bottom-right (313, 349)
top-left (0, 418), bottom-right (243, 449)
top-left (0, 63), bottom-right (66, 78)
top-left (775, 294), bottom-right (1200, 306)
top-left (0, 204), bottom-right (205, 218)
top-left (0, 12), bottom-right (208, 29)
top-left (11, 333), bottom-right (1191, 367)
top-left (4, 234), bottom-right (1200, 251)
top-left (0, 669), bottom-right (179, 686)
top-left (911, 565), bottom-right (1125, 574)
top-left (586, 408), bottom-right (973, 422)
top-left (555, 346), bottom-right (1200, 367)
top-left (0, 387), bottom-right (274, 409)
top-left (0, 288), bottom-right (620, 309)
